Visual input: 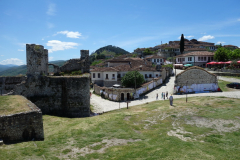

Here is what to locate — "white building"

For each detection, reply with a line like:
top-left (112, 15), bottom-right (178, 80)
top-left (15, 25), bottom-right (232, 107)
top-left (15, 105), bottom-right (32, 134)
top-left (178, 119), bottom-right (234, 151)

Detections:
top-left (91, 58), bottom-right (161, 87)
top-left (145, 55), bottom-right (165, 65)
top-left (175, 51), bottom-right (215, 67)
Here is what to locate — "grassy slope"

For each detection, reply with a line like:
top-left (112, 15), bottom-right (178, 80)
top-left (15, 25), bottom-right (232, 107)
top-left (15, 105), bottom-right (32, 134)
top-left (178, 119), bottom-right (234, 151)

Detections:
top-left (218, 80), bottom-right (235, 91)
top-left (1, 97), bottom-right (240, 159)
top-left (0, 95), bottom-right (31, 115)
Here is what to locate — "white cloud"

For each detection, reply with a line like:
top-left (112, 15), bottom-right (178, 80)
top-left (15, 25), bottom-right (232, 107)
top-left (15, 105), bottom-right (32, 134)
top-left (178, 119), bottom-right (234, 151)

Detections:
top-left (42, 38), bottom-right (44, 40)
top-left (178, 35), bottom-right (194, 39)
top-left (1, 55), bottom-right (4, 56)
top-left (216, 41), bottom-right (225, 44)
top-left (49, 57), bottom-right (54, 61)
top-left (18, 49), bottom-right (24, 51)
top-left (238, 19), bottom-right (240, 21)
top-left (47, 3), bottom-right (56, 16)
top-left (47, 22), bottom-right (54, 29)
top-left (55, 31), bottom-right (82, 38)
top-left (0, 58), bottom-right (24, 65)
top-left (198, 35), bottom-right (215, 41)
top-left (47, 40), bottom-right (79, 53)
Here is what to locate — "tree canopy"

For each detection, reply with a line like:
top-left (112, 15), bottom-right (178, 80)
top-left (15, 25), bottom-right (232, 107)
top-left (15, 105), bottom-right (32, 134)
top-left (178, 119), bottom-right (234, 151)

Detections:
top-left (214, 48), bottom-right (240, 61)
top-left (214, 47), bottom-right (230, 61)
top-left (121, 71), bottom-right (145, 88)
top-left (143, 48), bottom-right (154, 55)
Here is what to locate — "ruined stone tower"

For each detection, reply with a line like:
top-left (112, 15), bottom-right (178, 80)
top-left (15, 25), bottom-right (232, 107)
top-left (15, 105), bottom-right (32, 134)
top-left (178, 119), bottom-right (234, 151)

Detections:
top-left (26, 44), bottom-right (48, 76)
top-left (80, 50), bottom-right (90, 73)
top-left (80, 50), bottom-right (89, 60)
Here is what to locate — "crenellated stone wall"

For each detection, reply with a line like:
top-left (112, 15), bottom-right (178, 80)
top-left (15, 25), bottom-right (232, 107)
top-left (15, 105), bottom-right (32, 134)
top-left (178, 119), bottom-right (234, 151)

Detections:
top-left (14, 75), bottom-right (90, 117)
top-left (0, 96), bottom-right (44, 143)
top-left (26, 44), bottom-right (48, 76)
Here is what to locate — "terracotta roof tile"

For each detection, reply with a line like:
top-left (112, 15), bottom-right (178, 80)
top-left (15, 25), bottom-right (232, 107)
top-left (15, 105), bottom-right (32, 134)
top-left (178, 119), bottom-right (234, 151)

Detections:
top-left (176, 51), bottom-right (214, 57)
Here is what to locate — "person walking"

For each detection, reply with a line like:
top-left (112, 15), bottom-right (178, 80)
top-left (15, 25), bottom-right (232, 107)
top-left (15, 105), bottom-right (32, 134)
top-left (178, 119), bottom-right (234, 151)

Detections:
top-left (169, 94), bottom-right (173, 106)
top-left (161, 92), bottom-right (163, 99)
top-left (163, 92), bottom-right (165, 100)
top-left (156, 93), bottom-right (158, 100)
top-left (166, 91), bottom-right (168, 99)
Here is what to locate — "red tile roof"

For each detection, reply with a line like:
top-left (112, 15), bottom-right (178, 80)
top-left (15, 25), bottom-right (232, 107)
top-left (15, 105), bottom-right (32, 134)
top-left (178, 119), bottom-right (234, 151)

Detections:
top-left (176, 51), bottom-right (214, 57)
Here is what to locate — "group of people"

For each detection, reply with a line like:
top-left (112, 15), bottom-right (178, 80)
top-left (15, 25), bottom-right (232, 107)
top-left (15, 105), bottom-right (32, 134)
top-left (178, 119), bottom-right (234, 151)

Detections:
top-left (156, 91), bottom-right (168, 100)
top-left (156, 91), bottom-right (174, 106)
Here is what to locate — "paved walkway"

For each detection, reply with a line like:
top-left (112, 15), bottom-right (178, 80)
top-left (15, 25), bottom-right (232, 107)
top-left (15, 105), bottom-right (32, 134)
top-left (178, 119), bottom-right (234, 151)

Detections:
top-left (90, 69), bottom-right (240, 113)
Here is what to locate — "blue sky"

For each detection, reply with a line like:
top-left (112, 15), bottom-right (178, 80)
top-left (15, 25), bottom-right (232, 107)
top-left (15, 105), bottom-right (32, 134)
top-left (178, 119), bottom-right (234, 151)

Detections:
top-left (0, 0), bottom-right (240, 65)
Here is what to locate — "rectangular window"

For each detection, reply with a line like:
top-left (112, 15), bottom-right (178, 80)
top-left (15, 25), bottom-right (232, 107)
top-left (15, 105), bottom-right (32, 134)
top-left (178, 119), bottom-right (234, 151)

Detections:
top-left (93, 73), bottom-right (95, 78)
top-left (156, 74), bottom-right (158, 77)
top-left (106, 74), bottom-right (108, 79)
top-left (160, 59), bottom-right (162, 62)
top-left (157, 59), bottom-right (159, 62)
top-left (182, 58), bottom-right (185, 62)
top-left (145, 74), bottom-right (148, 78)
top-left (154, 59), bottom-right (156, 62)
top-left (178, 58), bottom-right (180, 62)
top-left (117, 74), bottom-right (121, 78)
top-left (211, 57), bottom-right (213, 61)
top-left (188, 57), bottom-right (192, 61)
top-left (98, 73), bottom-right (100, 78)
top-left (149, 74), bottom-right (152, 78)
top-left (112, 74), bottom-right (115, 79)
top-left (201, 57), bottom-right (203, 61)
top-left (204, 57), bottom-right (206, 61)
top-left (198, 57), bottom-right (200, 61)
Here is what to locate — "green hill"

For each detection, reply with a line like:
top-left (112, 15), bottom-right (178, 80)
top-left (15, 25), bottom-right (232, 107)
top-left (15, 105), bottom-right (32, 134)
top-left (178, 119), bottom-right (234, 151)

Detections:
top-left (94, 45), bottom-right (130, 55)
top-left (0, 60), bottom-right (66, 76)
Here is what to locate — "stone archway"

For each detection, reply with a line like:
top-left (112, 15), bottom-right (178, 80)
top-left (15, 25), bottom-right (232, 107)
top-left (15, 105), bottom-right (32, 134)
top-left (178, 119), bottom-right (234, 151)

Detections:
top-left (127, 93), bottom-right (130, 100)
top-left (121, 93), bottom-right (124, 101)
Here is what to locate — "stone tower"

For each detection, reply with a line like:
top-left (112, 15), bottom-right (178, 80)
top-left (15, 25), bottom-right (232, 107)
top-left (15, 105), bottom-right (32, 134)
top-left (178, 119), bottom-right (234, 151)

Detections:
top-left (26, 44), bottom-right (48, 76)
top-left (80, 50), bottom-right (89, 60)
top-left (80, 50), bottom-right (90, 73)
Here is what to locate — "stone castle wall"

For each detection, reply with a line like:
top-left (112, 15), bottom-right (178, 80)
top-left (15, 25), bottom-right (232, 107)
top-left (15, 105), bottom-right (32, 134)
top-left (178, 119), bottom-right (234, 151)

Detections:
top-left (60, 50), bottom-right (90, 73)
top-left (14, 76), bottom-right (90, 117)
top-left (0, 76), bottom-right (26, 94)
top-left (26, 44), bottom-right (48, 76)
top-left (0, 97), bottom-right (44, 143)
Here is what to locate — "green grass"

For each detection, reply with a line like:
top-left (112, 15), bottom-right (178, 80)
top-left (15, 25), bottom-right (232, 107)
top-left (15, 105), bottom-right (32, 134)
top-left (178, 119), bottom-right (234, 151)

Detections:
top-left (0, 95), bottom-right (32, 115)
top-left (223, 76), bottom-right (240, 80)
top-left (1, 97), bottom-right (240, 159)
top-left (218, 80), bottom-right (233, 91)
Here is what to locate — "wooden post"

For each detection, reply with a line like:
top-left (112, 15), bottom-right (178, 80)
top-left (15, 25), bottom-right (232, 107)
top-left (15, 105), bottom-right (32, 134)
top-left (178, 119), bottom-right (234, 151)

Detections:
top-left (126, 101), bottom-right (131, 109)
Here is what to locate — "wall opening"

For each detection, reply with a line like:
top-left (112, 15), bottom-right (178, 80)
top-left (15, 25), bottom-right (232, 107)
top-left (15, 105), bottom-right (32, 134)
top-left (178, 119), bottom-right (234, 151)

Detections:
top-left (121, 93), bottom-right (124, 101)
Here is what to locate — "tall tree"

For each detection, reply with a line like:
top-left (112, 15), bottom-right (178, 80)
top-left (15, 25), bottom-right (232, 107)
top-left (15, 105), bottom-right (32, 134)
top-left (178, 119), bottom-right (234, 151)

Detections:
top-left (180, 34), bottom-right (184, 54)
top-left (121, 71), bottom-right (144, 88)
top-left (214, 47), bottom-right (230, 61)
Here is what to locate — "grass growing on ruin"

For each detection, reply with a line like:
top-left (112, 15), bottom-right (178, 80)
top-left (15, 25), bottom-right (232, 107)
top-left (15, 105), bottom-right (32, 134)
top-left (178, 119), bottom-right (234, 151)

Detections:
top-left (0, 95), bottom-right (32, 115)
top-left (1, 97), bottom-right (240, 159)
